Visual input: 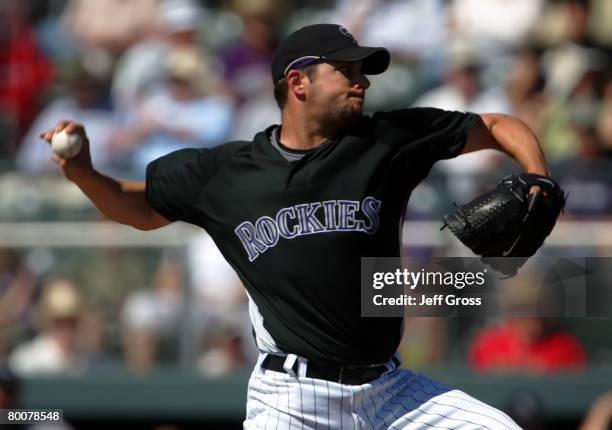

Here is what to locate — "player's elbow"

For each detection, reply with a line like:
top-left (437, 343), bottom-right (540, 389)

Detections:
top-left (104, 209), bottom-right (171, 231)
top-left (131, 222), bottom-right (157, 231)
top-left (480, 113), bottom-right (534, 138)
top-left (134, 210), bottom-right (172, 231)
top-left (128, 220), bottom-right (166, 231)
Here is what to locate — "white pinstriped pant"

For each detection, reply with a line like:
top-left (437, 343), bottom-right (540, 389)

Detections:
top-left (244, 352), bottom-right (521, 430)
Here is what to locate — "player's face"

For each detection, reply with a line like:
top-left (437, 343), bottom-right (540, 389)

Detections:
top-left (305, 60), bottom-right (370, 128)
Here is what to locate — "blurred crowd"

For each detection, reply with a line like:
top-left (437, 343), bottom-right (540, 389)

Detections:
top-left (1, 0), bottom-right (611, 188)
top-left (0, 242), bottom-right (255, 378)
top-left (1, 0), bottom-right (612, 420)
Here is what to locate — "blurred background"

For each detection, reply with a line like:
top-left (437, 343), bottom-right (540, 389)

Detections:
top-left (1, 0), bottom-right (612, 429)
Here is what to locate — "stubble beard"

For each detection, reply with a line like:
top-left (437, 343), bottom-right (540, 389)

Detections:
top-left (316, 102), bottom-right (362, 137)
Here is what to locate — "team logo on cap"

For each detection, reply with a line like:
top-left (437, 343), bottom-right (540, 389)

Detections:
top-left (338, 26), bottom-right (357, 44)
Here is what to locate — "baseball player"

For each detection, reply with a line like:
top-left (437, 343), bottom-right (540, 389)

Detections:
top-left (40, 24), bottom-right (551, 429)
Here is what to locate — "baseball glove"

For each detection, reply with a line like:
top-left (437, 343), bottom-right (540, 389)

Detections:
top-left (441, 173), bottom-right (566, 276)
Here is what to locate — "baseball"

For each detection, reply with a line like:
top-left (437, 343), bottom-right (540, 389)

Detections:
top-left (51, 129), bottom-right (83, 159)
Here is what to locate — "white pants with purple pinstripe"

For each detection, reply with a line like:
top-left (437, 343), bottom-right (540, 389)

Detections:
top-left (244, 352), bottom-right (521, 430)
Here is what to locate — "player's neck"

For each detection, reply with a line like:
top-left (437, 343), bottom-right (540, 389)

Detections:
top-left (280, 111), bottom-right (336, 150)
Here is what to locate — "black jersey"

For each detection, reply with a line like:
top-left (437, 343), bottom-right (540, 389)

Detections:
top-left (146, 108), bottom-right (479, 365)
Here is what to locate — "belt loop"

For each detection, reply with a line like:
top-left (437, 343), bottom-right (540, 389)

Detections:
top-left (392, 352), bottom-right (402, 369)
top-left (257, 352), bottom-right (269, 375)
top-left (384, 352), bottom-right (401, 372)
top-left (283, 354), bottom-right (299, 378)
top-left (297, 356), bottom-right (308, 378)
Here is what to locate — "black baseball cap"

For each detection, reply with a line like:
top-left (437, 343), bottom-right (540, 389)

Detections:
top-left (271, 24), bottom-right (390, 83)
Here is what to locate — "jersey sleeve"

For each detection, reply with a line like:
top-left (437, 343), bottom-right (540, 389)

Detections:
top-left (145, 148), bottom-right (215, 224)
top-left (372, 108), bottom-right (480, 163)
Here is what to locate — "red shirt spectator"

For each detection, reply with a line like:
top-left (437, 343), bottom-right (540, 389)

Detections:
top-left (0, 2), bottom-right (54, 149)
top-left (469, 318), bottom-right (587, 372)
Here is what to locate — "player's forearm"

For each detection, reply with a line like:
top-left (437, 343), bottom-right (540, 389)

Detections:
top-left (73, 170), bottom-right (168, 230)
top-left (480, 113), bottom-right (549, 176)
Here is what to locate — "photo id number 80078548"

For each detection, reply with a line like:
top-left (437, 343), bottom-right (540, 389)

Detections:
top-left (1, 409), bottom-right (63, 424)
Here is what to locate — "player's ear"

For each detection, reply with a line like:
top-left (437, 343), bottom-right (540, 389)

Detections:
top-left (286, 69), bottom-right (307, 100)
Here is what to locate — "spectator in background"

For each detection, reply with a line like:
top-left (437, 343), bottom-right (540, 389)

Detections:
top-left (188, 234), bottom-right (254, 375)
top-left (17, 60), bottom-right (116, 174)
top-left (442, 0), bottom-right (550, 195)
top-left (109, 46), bottom-right (233, 176)
top-left (121, 258), bottom-right (184, 372)
top-left (551, 109), bottom-right (612, 217)
top-left (447, 0), bottom-right (545, 81)
top-left (469, 317), bottom-right (587, 372)
top-left (596, 72), bottom-right (612, 154)
top-left (196, 317), bottom-right (246, 376)
top-left (0, 0), bottom-right (54, 158)
top-left (33, 1), bottom-right (81, 65)
top-left (468, 273), bottom-right (587, 373)
top-left (412, 43), bottom-right (511, 114)
top-left (337, 0), bottom-right (446, 67)
top-left (532, 0), bottom-right (608, 53)
top-left (536, 27), bottom-right (612, 217)
top-left (8, 277), bottom-right (89, 376)
top-left (62, 0), bottom-right (159, 53)
top-left (530, 0), bottom-right (612, 164)
top-left (109, 1), bottom-right (170, 113)
top-left (221, 0), bottom-right (280, 105)
top-left (505, 46), bottom-right (547, 133)
top-left (121, 237), bottom-right (253, 374)
top-left (228, 75), bottom-right (279, 141)
top-left (538, 49), bottom-right (606, 162)
top-left (222, 0), bottom-right (281, 140)
top-left (413, 44), bottom-right (510, 201)
top-left (0, 250), bottom-right (35, 360)
top-left (111, 0), bottom-right (227, 114)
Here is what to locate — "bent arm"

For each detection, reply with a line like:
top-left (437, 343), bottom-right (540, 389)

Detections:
top-left (462, 113), bottom-right (549, 176)
top-left (74, 171), bottom-right (170, 230)
top-left (40, 120), bottom-right (170, 231)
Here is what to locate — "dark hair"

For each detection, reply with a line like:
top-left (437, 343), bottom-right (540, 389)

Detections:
top-left (273, 65), bottom-right (319, 109)
top-left (273, 78), bottom-right (288, 109)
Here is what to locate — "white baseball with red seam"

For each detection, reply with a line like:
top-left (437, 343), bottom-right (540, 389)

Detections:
top-left (51, 129), bottom-right (83, 159)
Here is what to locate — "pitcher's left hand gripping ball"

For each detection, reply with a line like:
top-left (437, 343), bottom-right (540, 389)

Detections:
top-left (442, 173), bottom-right (566, 276)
